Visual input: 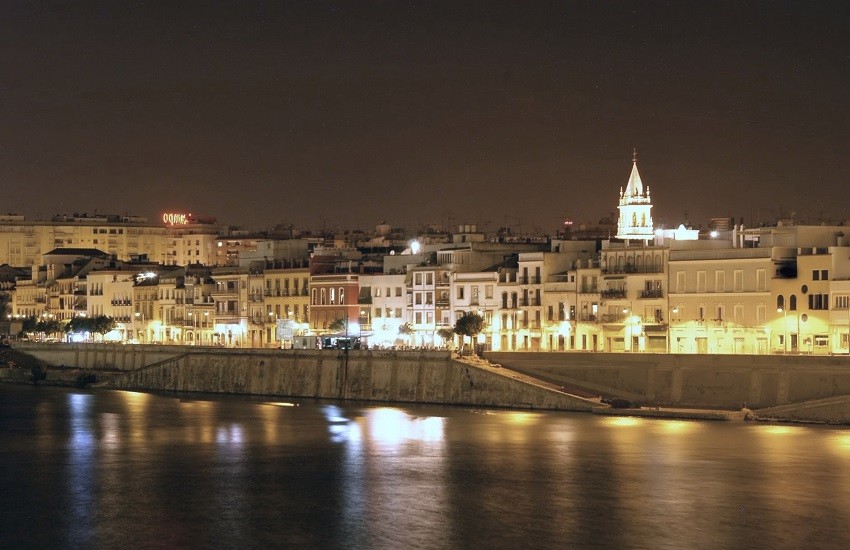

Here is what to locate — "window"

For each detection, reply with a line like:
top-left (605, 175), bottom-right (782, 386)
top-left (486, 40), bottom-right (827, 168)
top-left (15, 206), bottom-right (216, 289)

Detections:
top-left (809, 294), bottom-right (829, 310)
top-left (374, 288), bottom-right (382, 297)
top-left (415, 293), bottom-right (422, 305)
top-left (547, 305), bottom-right (554, 321)
top-left (425, 292), bottom-right (433, 305)
top-left (734, 270), bottom-right (743, 292)
top-left (836, 296), bottom-right (850, 309)
top-left (789, 294), bottom-right (797, 311)
top-left (734, 303), bottom-right (744, 323)
top-left (813, 270), bottom-right (820, 281)
top-left (395, 287), bottom-right (402, 297)
top-left (757, 269), bottom-right (767, 291)
top-left (676, 272), bottom-right (685, 293)
top-left (374, 308), bottom-right (381, 318)
top-left (485, 285), bottom-right (493, 299)
top-left (415, 312), bottom-right (422, 324)
top-left (697, 271), bottom-right (706, 292)
top-left (426, 273), bottom-right (433, 285)
top-left (457, 286), bottom-right (465, 299)
top-left (821, 269), bottom-right (829, 280)
top-left (777, 295), bottom-right (784, 310)
top-left (414, 273), bottom-right (422, 285)
top-left (715, 271), bottom-right (725, 293)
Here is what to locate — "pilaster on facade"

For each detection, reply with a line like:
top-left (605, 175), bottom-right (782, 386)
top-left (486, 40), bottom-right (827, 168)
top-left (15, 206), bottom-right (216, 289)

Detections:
top-left (668, 246), bottom-right (773, 354)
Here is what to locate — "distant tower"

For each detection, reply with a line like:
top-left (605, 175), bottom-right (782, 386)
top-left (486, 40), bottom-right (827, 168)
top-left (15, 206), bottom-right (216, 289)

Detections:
top-left (616, 149), bottom-right (654, 241)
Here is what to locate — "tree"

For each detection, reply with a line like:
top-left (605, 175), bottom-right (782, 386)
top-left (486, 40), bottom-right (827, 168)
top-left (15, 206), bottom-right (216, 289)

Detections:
top-left (328, 318), bottom-right (346, 334)
top-left (91, 315), bottom-right (116, 337)
top-left (453, 312), bottom-right (485, 354)
top-left (437, 327), bottom-right (455, 349)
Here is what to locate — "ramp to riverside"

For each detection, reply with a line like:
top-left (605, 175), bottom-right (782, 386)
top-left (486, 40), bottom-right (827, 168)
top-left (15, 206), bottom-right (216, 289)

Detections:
top-left (486, 351), bottom-right (850, 423)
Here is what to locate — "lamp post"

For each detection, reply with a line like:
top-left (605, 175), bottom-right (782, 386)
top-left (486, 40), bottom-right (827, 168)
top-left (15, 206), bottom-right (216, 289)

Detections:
top-left (134, 311), bottom-right (143, 343)
top-left (667, 306), bottom-right (678, 354)
top-left (359, 309), bottom-right (366, 348)
top-left (778, 307), bottom-right (787, 354)
top-left (203, 311), bottom-right (209, 346)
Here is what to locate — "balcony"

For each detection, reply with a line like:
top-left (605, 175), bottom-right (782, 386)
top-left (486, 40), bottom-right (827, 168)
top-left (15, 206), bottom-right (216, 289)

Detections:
top-left (600, 313), bottom-right (627, 323)
top-left (601, 289), bottom-right (626, 299)
top-left (517, 276), bottom-right (540, 285)
top-left (579, 286), bottom-right (599, 294)
top-left (639, 289), bottom-right (664, 299)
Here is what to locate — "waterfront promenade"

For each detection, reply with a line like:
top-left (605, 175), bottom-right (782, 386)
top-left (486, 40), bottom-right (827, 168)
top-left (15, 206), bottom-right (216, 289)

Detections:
top-left (4, 343), bottom-right (850, 424)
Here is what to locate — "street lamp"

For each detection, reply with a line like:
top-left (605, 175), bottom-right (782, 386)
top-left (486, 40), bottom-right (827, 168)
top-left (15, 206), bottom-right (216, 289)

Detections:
top-left (778, 307), bottom-right (787, 354)
top-left (667, 306), bottom-right (678, 353)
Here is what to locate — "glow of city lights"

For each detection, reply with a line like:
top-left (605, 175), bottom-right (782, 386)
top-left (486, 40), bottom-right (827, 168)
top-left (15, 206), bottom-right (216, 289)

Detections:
top-left (658, 420), bottom-right (698, 434)
top-left (603, 416), bottom-right (641, 427)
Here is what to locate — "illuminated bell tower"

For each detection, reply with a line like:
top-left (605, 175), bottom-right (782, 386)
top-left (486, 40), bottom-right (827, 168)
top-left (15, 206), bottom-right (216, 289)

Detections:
top-left (616, 149), bottom-right (654, 241)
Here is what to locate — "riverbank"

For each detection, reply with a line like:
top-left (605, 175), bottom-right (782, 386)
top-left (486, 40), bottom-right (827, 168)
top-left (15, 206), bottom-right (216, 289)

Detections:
top-left (5, 343), bottom-right (850, 424)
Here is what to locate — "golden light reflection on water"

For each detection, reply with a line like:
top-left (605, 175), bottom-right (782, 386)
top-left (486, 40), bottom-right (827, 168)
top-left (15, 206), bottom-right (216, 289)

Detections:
top-left (758, 425), bottom-right (800, 436)
top-left (334, 406), bottom-right (450, 549)
top-left (830, 432), bottom-right (850, 455)
top-left (603, 416), bottom-right (642, 428)
top-left (656, 419), bottom-right (700, 435)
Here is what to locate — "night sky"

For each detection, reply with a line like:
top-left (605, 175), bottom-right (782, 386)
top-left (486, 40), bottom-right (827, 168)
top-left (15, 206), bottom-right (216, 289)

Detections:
top-left (1, 1), bottom-right (848, 233)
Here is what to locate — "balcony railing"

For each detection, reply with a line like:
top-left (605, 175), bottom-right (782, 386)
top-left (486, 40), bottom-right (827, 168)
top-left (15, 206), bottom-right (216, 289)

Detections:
top-left (579, 286), bottom-right (599, 294)
top-left (601, 289), bottom-right (626, 299)
top-left (639, 289), bottom-right (664, 299)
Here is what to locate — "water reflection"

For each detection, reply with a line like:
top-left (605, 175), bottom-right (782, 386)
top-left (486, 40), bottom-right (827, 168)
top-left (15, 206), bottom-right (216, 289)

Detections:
top-left (66, 392), bottom-right (96, 547)
top-left (4, 386), bottom-right (850, 549)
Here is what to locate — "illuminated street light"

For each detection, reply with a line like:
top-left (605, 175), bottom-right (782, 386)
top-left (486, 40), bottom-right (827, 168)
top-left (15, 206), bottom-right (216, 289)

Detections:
top-left (667, 306), bottom-right (678, 353)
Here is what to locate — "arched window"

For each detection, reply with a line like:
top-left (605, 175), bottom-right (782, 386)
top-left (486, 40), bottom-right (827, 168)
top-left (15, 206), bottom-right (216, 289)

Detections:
top-left (632, 213), bottom-right (637, 226)
top-left (502, 292), bottom-right (508, 309)
top-left (790, 294), bottom-right (797, 311)
top-left (339, 288), bottom-right (345, 304)
top-left (321, 288), bottom-right (327, 305)
top-left (777, 295), bottom-right (784, 310)
top-left (641, 213), bottom-right (646, 227)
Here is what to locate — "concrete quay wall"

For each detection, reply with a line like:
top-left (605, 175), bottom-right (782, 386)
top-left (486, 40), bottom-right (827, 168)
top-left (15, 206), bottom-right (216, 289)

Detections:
top-left (8, 343), bottom-right (594, 412)
top-left (486, 351), bottom-right (850, 423)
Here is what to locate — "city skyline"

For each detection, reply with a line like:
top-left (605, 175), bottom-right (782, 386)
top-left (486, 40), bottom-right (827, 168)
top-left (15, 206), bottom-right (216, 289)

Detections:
top-left (2, 1), bottom-right (848, 232)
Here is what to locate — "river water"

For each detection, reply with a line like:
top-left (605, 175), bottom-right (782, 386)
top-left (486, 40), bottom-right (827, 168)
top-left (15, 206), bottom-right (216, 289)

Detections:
top-left (2, 385), bottom-right (850, 549)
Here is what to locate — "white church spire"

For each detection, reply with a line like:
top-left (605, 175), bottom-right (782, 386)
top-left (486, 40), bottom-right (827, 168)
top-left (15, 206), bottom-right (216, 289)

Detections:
top-left (616, 149), bottom-right (654, 241)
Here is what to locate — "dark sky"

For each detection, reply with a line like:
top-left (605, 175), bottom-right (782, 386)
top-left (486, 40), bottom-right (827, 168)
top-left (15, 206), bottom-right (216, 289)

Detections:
top-left (1, 1), bottom-right (848, 233)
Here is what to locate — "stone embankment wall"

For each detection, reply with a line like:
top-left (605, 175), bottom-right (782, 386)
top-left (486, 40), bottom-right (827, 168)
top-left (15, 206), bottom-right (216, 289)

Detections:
top-left (487, 351), bottom-right (850, 423)
top-left (7, 343), bottom-right (594, 412)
